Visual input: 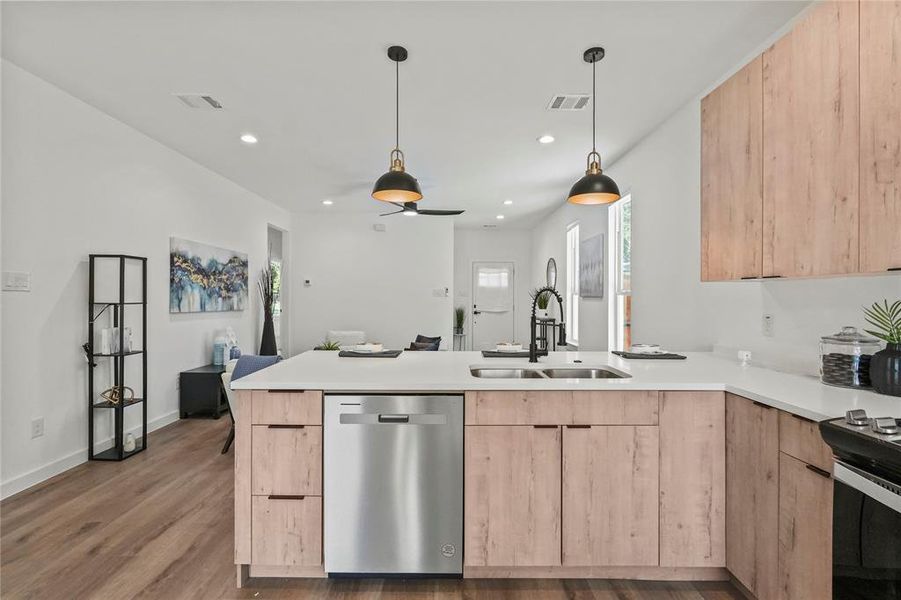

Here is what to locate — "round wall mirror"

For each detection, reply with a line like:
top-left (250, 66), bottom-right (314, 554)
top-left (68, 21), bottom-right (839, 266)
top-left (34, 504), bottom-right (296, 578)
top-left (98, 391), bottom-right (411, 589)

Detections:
top-left (546, 258), bottom-right (557, 289)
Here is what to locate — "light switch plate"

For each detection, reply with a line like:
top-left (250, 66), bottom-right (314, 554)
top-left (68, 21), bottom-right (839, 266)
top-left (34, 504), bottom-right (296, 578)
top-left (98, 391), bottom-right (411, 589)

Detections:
top-left (2, 271), bottom-right (31, 292)
top-left (762, 314), bottom-right (775, 337)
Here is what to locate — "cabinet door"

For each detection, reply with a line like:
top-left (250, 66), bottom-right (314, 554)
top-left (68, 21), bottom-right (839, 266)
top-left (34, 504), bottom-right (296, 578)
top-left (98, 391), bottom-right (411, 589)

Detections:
top-left (563, 425), bottom-right (659, 566)
top-left (778, 453), bottom-right (833, 600)
top-left (251, 425), bottom-right (322, 496)
top-left (725, 394), bottom-right (779, 599)
top-left (701, 57), bottom-right (763, 281)
top-left (251, 496), bottom-right (322, 567)
top-left (464, 426), bottom-right (561, 567)
top-left (659, 392), bottom-right (725, 567)
top-left (860, 0), bottom-right (901, 272)
top-left (762, 0), bottom-right (859, 277)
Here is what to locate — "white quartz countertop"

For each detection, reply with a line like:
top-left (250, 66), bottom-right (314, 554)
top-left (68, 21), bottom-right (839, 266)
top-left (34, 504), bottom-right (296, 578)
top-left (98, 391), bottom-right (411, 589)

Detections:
top-left (231, 350), bottom-right (901, 422)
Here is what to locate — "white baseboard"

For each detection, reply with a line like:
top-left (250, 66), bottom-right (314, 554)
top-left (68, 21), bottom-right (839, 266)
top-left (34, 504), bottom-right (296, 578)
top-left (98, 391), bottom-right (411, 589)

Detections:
top-left (0, 410), bottom-right (181, 500)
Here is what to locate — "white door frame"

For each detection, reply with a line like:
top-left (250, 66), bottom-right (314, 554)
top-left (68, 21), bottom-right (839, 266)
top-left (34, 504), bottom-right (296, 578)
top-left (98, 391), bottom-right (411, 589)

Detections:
top-left (470, 260), bottom-right (516, 351)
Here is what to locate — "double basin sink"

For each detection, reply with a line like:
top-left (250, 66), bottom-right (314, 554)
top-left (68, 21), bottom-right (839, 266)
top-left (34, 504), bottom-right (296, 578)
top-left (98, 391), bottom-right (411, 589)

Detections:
top-left (470, 366), bottom-right (630, 379)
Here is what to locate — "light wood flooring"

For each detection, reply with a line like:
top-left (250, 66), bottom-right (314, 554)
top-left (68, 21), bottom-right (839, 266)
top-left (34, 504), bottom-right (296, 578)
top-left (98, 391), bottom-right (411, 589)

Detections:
top-left (1, 418), bottom-right (744, 600)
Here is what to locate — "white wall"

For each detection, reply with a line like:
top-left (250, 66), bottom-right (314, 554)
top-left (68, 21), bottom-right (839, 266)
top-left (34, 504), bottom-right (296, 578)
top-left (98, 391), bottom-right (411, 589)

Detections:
top-left (0, 61), bottom-right (290, 497)
top-left (291, 213), bottom-right (454, 353)
top-left (530, 203), bottom-right (610, 351)
top-left (606, 97), bottom-right (901, 374)
top-left (453, 228), bottom-right (533, 347)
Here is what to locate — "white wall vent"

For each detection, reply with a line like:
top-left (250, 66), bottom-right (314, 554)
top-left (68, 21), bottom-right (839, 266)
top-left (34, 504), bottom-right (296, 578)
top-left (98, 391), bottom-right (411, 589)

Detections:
top-left (173, 93), bottom-right (224, 110)
top-left (546, 94), bottom-right (590, 111)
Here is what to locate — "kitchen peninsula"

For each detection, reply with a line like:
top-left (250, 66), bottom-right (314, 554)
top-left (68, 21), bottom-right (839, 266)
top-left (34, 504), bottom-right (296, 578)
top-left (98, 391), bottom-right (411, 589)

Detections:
top-left (231, 351), bottom-right (900, 598)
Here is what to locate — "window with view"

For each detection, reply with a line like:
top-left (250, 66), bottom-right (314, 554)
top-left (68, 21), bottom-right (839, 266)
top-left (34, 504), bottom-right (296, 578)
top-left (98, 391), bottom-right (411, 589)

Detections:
top-left (566, 223), bottom-right (580, 346)
top-left (611, 195), bottom-right (631, 350)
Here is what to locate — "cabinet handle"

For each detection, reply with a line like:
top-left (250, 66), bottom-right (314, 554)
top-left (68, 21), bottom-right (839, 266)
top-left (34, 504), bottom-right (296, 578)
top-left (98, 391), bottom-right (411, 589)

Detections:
top-left (566, 425), bottom-right (591, 429)
top-left (267, 424), bottom-right (305, 429)
top-left (533, 425), bottom-right (558, 429)
top-left (267, 389), bottom-right (307, 393)
top-left (805, 464), bottom-right (832, 479)
top-left (752, 401), bottom-right (773, 410)
top-left (888, 267), bottom-right (901, 272)
top-left (762, 275), bottom-right (783, 279)
top-left (268, 495), bottom-right (306, 500)
top-left (740, 276), bottom-right (758, 280)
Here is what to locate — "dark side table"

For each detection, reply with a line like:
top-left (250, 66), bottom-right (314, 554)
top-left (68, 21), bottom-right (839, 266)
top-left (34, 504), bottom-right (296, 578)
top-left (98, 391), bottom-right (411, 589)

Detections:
top-left (179, 364), bottom-right (228, 419)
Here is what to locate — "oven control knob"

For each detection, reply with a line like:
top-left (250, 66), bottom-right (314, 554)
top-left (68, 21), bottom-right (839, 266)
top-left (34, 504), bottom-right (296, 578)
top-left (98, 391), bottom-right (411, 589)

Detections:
top-left (871, 417), bottom-right (899, 435)
top-left (845, 409), bottom-right (869, 426)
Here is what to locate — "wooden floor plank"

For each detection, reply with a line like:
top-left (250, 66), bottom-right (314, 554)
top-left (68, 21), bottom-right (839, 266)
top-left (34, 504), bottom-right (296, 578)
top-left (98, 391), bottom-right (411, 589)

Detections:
top-left (1, 418), bottom-right (743, 600)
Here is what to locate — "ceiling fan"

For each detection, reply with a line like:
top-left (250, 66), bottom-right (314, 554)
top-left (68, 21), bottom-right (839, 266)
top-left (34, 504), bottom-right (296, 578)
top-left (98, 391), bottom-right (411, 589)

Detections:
top-left (380, 201), bottom-right (464, 217)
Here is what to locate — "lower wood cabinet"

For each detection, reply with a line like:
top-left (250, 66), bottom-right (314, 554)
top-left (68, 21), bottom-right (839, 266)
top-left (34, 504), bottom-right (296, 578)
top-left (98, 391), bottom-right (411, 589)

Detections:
top-left (251, 495), bottom-right (322, 567)
top-left (725, 393), bottom-right (779, 599)
top-left (659, 392), bottom-right (726, 567)
top-left (251, 425), bottom-right (321, 496)
top-left (563, 425), bottom-right (659, 566)
top-left (464, 425), bottom-right (562, 567)
top-left (778, 452), bottom-right (833, 600)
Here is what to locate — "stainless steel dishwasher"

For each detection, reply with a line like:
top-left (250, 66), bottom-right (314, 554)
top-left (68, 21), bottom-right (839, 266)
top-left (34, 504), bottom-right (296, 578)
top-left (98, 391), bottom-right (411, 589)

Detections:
top-left (324, 394), bottom-right (463, 576)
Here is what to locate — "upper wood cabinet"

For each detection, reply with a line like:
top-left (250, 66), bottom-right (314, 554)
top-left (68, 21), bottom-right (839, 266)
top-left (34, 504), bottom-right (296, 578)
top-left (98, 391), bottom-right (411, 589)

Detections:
top-left (860, 0), bottom-right (901, 272)
top-left (659, 391), bottom-right (726, 567)
top-left (464, 425), bottom-right (562, 567)
top-left (562, 426), bottom-right (659, 567)
top-left (762, 0), bottom-right (860, 278)
top-left (701, 57), bottom-right (763, 281)
top-left (725, 394), bottom-right (779, 600)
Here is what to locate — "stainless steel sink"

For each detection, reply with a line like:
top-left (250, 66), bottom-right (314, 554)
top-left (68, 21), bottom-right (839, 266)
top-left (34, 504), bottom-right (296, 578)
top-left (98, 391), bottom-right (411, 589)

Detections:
top-left (470, 368), bottom-right (547, 379)
top-left (541, 367), bottom-right (630, 379)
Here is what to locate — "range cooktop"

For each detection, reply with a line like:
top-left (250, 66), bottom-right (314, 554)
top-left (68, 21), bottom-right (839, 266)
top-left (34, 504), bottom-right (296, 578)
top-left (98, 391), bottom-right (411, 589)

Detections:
top-left (821, 410), bottom-right (901, 484)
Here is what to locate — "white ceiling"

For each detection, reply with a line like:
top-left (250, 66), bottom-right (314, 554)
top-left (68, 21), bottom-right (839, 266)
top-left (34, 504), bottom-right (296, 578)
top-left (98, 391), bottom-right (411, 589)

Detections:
top-left (2, 1), bottom-right (808, 227)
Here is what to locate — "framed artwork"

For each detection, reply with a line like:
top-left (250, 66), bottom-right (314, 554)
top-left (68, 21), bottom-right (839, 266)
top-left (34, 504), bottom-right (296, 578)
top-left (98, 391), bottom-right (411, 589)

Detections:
top-left (579, 234), bottom-right (604, 298)
top-left (169, 237), bottom-right (248, 313)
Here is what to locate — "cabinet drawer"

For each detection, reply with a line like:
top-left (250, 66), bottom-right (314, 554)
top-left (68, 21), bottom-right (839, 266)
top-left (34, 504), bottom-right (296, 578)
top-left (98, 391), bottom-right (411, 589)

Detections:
top-left (251, 390), bottom-right (322, 425)
top-left (251, 495), bottom-right (322, 566)
top-left (465, 391), bottom-right (658, 425)
top-left (779, 411), bottom-right (832, 472)
top-left (252, 425), bottom-right (321, 496)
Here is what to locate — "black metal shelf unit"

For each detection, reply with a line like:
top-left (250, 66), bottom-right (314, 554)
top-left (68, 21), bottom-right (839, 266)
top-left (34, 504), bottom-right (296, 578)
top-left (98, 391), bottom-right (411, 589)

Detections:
top-left (87, 254), bottom-right (148, 461)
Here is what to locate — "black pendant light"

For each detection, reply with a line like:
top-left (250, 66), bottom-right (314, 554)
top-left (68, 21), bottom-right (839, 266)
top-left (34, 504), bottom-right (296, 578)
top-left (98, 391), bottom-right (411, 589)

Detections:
top-left (568, 47), bottom-right (620, 205)
top-left (372, 45), bottom-right (423, 203)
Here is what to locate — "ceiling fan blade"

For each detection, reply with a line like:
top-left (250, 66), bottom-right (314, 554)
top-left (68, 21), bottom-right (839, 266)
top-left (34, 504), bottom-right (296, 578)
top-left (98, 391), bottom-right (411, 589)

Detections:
top-left (379, 208), bottom-right (405, 217)
top-left (418, 209), bottom-right (465, 216)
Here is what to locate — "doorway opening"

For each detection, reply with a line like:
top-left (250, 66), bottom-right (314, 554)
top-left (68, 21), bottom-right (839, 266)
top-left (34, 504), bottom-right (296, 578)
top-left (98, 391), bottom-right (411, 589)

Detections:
top-left (470, 261), bottom-right (515, 351)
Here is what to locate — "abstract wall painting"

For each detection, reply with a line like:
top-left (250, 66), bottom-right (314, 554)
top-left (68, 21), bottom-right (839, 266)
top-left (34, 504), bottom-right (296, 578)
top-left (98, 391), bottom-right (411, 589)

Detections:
top-left (169, 237), bottom-right (248, 313)
top-left (579, 233), bottom-right (604, 298)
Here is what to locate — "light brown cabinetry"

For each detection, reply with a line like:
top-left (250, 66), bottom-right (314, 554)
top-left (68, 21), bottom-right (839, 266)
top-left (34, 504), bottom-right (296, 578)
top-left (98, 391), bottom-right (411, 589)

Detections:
top-left (778, 410), bottom-right (834, 473)
top-left (251, 495), bottom-right (322, 567)
top-left (725, 394), bottom-right (779, 600)
top-left (701, 57), bottom-right (763, 281)
top-left (464, 425), bottom-right (561, 567)
top-left (659, 391), bottom-right (726, 567)
top-left (562, 425), bottom-right (659, 566)
top-left (860, 0), bottom-right (901, 272)
top-left (464, 390), bottom-right (658, 425)
top-left (778, 452), bottom-right (833, 600)
top-left (251, 425), bottom-right (322, 496)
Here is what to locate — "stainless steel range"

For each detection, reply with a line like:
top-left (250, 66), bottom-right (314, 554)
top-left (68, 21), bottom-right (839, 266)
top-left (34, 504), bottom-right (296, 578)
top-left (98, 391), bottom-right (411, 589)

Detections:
top-left (820, 410), bottom-right (901, 599)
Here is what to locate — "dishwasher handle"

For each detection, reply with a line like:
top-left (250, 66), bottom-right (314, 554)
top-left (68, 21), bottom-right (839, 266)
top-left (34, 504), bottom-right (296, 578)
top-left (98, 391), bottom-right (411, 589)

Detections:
top-left (378, 414), bottom-right (410, 423)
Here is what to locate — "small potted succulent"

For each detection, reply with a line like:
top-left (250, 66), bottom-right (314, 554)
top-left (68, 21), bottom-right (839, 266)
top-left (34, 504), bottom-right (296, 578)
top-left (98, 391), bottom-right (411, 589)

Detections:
top-left (864, 299), bottom-right (901, 397)
top-left (530, 288), bottom-right (551, 319)
top-left (454, 306), bottom-right (466, 335)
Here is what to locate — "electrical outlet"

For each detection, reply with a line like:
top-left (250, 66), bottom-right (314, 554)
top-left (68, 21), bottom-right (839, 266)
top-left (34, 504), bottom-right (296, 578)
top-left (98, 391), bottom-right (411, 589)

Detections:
top-left (31, 417), bottom-right (44, 439)
top-left (762, 314), bottom-right (775, 337)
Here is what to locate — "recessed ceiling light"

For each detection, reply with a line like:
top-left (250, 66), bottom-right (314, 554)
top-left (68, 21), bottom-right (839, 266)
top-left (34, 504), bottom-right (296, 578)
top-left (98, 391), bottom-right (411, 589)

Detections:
top-left (503, 199), bottom-right (513, 205)
top-left (240, 133), bottom-right (258, 144)
top-left (496, 215), bottom-right (505, 220)
top-left (322, 200), bottom-right (333, 206)
top-left (537, 134), bottom-right (555, 144)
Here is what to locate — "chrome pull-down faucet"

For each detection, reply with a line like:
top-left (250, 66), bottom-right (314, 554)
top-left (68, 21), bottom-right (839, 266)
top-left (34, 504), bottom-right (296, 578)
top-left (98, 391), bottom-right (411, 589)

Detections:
top-left (529, 286), bottom-right (567, 363)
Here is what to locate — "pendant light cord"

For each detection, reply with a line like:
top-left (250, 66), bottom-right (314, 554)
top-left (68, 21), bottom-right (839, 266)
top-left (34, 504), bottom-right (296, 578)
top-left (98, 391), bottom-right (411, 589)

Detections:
top-left (591, 58), bottom-right (597, 154)
top-left (395, 59), bottom-right (400, 151)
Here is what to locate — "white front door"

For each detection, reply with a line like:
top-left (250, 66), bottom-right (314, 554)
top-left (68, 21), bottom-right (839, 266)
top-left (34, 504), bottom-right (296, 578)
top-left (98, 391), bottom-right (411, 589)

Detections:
top-left (471, 261), bottom-right (515, 350)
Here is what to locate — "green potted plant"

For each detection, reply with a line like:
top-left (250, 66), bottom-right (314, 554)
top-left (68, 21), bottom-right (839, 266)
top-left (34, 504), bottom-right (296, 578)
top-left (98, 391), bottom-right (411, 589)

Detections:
top-left (864, 299), bottom-right (901, 397)
top-left (530, 288), bottom-right (551, 319)
top-left (314, 339), bottom-right (341, 351)
top-left (454, 306), bottom-right (466, 335)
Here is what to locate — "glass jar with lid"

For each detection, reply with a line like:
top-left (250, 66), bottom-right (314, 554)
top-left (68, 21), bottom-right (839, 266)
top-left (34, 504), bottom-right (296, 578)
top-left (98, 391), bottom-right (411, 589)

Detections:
top-left (820, 326), bottom-right (881, 388)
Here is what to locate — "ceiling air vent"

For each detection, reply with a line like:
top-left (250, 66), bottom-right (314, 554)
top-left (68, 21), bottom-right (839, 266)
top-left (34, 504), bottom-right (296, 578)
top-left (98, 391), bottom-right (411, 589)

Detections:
top-left (547, 94), bottom-right (590, 111)
top-left (173, 93), bottom-right (224, 110)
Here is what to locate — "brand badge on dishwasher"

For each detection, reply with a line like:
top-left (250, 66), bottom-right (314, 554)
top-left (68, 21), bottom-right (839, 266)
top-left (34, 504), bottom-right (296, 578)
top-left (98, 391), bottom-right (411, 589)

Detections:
top-left (441, 544), bottom-right (456, 558)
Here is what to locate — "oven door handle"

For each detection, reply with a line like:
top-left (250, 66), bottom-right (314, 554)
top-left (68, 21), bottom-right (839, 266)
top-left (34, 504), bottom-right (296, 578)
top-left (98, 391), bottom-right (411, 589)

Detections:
top-left (834, 460), bottom-right (901, 514)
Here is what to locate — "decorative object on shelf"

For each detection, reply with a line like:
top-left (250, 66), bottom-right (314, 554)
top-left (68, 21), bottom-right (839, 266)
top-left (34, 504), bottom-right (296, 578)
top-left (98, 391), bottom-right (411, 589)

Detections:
top-left (530, 288), bottom-right (551, 319)
top-left (169, 237), bottom-right (248, 313)
top-left (213, 335), bottom-right (228, 366)
top-left (567, 47), bottom-right (621, 205)
top-left (454, 306), bottom-right (466, 335)
top-left (314, 339), bottom-right (341, 351)
top-left (864, 300), bottom-right (901, 396)
top-left (819, 326), bottom-right (879, 389)
top-left (87, 254), bottom-right (147, 461)
top-left (257, 266), bottom-right (277, 356)
top-left (546, 258), bottom-right (557, 289)
top-left (372, 45), bottom-right (422, 205)
top-left (579, 234), bottom-right (604, 298)
top-left (229, 345), bottom-right (242, 360)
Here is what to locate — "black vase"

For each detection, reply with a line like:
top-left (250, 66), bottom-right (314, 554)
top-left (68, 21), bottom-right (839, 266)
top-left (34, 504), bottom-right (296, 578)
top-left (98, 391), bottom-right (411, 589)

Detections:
top-left (259, 316), bottom-right (277, 356)
top-left (871, 343), bottom-right (901, 397)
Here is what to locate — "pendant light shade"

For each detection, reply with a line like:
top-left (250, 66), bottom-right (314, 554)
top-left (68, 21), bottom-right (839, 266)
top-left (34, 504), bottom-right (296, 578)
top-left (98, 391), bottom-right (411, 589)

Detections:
top-left (373, 46), bottom-right (423, 203)
top-left (568, 47), bottom-right (620, 206)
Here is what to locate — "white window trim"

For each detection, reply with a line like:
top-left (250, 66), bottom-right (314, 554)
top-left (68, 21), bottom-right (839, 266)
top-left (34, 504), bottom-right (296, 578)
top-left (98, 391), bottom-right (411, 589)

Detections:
top-left (565, 222), bottom-right (580, 347)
